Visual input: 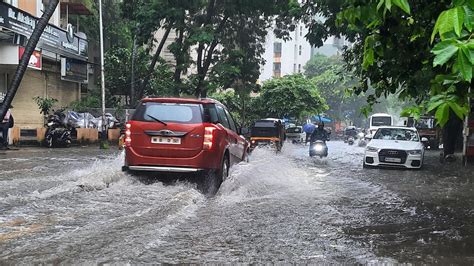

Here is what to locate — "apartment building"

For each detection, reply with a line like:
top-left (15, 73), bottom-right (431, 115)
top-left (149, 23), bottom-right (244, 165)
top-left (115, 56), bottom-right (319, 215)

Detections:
top-left (259, 22), bottom-right (346, 82)
top-left (0, 0), bottom-right (91, 128)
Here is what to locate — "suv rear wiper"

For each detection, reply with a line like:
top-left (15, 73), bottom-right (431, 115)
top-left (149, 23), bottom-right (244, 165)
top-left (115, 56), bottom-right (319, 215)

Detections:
top-left (147, 114), bottom-right (167, 126)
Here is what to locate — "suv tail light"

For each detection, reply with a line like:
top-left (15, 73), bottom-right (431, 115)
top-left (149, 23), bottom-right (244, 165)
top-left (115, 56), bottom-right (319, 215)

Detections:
top-left (203, 126), bottom-right (216, 150)
top-left (125, 123), bottom-right (131, 146)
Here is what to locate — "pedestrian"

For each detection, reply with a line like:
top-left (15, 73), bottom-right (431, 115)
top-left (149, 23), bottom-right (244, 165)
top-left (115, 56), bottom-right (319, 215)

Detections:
top-left (0, 105), bottom-right (14, 149)
top-left (303, 122), bottom-right (316, 144)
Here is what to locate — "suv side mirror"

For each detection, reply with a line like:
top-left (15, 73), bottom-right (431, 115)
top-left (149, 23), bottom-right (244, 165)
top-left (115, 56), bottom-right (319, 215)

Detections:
top-left (239, 127), bottom-right (249, 136)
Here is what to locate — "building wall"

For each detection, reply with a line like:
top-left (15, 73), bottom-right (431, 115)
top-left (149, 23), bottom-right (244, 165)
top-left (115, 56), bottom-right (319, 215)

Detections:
top-left (5, 66), bottom-right (80, 129)
top-left (259, 22), bottom-right (313, 83)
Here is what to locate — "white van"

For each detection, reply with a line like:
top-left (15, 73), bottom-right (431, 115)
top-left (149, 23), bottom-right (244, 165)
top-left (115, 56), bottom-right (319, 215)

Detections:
top-left (368, 113), bottom-right (393, 135)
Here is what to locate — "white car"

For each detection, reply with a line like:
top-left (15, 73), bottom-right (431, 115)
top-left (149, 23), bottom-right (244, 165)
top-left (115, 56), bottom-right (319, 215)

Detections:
top-left (286, 126), bottom-right (305, 143)
top-left (363, 127), bottom-right (427, 169)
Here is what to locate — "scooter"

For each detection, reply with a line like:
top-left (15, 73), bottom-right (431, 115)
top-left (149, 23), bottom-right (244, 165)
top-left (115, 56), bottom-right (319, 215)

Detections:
top-left (309, 140), bottom-right (328, 158)
top-left (357, 132), bottom-right (367, 147)
top-left (45, 111), bottom-right (72, 148)
top-left (348, 136), bottom-right (355, 145)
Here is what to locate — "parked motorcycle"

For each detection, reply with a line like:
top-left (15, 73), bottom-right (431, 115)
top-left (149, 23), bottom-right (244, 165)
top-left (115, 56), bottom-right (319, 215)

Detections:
top-left (309, 140), bottom-right (328, 158)
top-left (45, 110), bottom-right (72, 148)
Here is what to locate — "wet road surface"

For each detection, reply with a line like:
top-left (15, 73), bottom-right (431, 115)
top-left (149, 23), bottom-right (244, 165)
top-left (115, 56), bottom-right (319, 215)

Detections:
top-left (0, 142), bottom-right (473, 263)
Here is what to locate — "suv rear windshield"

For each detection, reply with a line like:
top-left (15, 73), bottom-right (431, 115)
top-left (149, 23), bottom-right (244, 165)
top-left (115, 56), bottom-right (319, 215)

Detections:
top-left (132, 102), bottom-right (203, 123)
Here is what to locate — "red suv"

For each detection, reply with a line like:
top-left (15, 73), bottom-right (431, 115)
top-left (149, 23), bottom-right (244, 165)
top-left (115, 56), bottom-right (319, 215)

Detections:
top-left (123, 98), bottom-right (250, 194)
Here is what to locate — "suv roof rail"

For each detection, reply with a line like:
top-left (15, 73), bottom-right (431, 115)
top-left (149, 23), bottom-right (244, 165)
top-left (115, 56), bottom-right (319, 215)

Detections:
top-left (200, 97), bottom-right (224, 106)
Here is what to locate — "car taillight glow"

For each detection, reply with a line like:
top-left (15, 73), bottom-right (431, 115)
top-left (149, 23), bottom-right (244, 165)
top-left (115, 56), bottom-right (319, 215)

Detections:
top-left (203, 126), bottom-right (216, 150)
top-left (125, 123), bottom-right (131, 146)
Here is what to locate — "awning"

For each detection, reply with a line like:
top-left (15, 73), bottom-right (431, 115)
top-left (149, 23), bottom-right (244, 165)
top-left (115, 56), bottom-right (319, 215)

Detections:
top-left (311, 115), bottom-right (333, 123)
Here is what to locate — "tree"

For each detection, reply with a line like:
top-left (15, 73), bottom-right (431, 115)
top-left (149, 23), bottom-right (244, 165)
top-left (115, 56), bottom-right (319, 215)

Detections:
top-left (131, 0), bottom-right (299, 98)
top-left (300, 0), bottom-right (473, 155)
top-left (305, 54), bottom-right (367, 124)
top-left (0, 0), bottom-right (59, 120)
top-left (253, 74), bottom-right (328, 119)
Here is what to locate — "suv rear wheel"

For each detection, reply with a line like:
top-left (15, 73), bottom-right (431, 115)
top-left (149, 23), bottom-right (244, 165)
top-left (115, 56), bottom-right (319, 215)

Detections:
top-left (198, 153), bottom-right (229, 196)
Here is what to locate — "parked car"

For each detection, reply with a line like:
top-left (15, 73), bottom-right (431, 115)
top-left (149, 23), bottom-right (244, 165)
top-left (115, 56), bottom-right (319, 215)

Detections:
top-left (363, 126), bottom-right (427, 169)
top-left (286, 126), bottom-right (304, 144)
top-left (122, 98), bottom-right (250, 195)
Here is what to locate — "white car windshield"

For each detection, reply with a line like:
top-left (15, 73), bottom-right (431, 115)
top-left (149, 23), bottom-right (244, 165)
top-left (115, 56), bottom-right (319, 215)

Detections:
top-left (374, 128), bottom-right (419, 142)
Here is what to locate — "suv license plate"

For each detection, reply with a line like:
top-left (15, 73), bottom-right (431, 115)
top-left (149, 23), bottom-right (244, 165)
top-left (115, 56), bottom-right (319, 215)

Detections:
top-left (385, 157), bottom-right (401, 163)
top-left (151, 137), bottom-right (181, 145)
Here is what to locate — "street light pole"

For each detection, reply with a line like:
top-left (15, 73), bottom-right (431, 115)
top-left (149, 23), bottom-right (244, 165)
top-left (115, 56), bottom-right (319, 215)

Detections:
top-left (98, 0), bottom-right (107, 148)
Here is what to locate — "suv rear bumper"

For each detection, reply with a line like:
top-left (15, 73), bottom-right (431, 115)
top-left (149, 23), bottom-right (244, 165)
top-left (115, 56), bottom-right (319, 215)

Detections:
top-left (123, 165), bottom-right (202, 172)
top-left (125, 147), bottom-right (221, 171)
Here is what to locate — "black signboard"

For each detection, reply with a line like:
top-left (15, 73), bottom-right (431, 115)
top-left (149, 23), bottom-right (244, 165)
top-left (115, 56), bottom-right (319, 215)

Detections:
top-left (0, 2), bottom-right (88, 60)
top-left (61, 57), bottom-right (88, 83)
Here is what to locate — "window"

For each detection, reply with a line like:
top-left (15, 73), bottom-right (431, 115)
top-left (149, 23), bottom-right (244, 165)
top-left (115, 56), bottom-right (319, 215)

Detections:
top-left (273, 62), bottom-right (281, 77)
top-left (3, 0), bottom-right (17, 6)
top-left (300, 26), bottom-right (303, 36)
top-left (374, 128), bottom-right (419, 142)
top-left (216, 105), bottom-right (230, 129)
top-left (371, 116), bottom-right (392, 126)
top-left (133, 102), bottom-right (203, 124)
top-left (203, 104), bottom-right (219, 123)
top-left (298, 64), bottom-right (301, 73)
top-left (224, 109), bottom-right (237, 132)
top-left (0, 73), bottom-right (8, 96)
top-left (273, 42), bottom-right (282, 58)
top-left (299, 45), bottom-right (302, 56)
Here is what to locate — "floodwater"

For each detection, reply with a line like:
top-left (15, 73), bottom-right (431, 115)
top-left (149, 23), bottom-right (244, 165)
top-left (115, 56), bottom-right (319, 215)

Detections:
top-left (0, 142), bottom-right (473, 264)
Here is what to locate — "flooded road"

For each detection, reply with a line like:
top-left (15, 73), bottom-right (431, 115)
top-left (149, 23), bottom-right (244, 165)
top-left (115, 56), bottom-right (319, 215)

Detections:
top-left (0, 142), bottom-right (473, 263)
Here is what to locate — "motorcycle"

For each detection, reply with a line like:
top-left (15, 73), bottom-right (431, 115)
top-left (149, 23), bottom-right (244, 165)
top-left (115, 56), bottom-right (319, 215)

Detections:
top-left (309, 140), bottom-right (328, 158)
top-left (347, 136), bottom-right (355, 145)
top-left (357, 132), bottom-right (367, 147)
top-left (45, 111), bottom-right (72, 148)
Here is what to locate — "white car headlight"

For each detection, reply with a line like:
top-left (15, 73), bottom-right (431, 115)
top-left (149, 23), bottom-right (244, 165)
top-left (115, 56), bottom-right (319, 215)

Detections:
top-left (366, 146), bottom-right (378, 152)
top-left (407, 150), bottom-right (422, 155)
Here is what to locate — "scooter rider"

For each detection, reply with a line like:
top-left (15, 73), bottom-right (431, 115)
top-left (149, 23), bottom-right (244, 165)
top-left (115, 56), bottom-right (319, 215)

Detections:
top-left (310, 122), bottom-right (328, 143)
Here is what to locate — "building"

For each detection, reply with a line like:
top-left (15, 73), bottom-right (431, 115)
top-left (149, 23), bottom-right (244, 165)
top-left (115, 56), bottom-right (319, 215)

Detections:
top-left (258, 22), bottom-right (347, 82)
top-left (0, 0), bottom-right (91, 129)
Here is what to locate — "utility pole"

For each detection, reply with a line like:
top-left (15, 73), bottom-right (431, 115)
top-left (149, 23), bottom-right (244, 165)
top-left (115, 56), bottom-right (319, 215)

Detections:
top-left (98, 0), bottom-right (108, 148)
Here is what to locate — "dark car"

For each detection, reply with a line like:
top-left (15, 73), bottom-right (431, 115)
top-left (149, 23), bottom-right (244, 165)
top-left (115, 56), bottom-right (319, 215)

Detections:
top-left (123, 97), bottom-right (250, 195)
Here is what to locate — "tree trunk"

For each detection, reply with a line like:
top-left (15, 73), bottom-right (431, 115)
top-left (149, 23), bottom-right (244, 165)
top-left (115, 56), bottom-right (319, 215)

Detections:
top-left (194, 16), bottom-right (229, 97)
top-left (443, 110), bottom-right (463, 157)
top-left (137, 24), bottom-right (173, 101)
top-left (0, 0), bottom-right (59, 120)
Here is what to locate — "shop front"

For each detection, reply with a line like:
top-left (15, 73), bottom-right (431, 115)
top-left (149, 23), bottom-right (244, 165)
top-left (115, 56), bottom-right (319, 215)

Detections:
top-left (0, 1), bottom-right (88, 129)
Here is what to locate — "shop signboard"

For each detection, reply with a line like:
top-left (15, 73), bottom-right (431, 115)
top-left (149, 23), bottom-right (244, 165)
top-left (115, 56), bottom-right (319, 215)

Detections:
top-left (0, 2), bottom-right (88, 60)
top-left (18, 46), bottom-right (42, 70)
top-left (61, 57), bottom-right (87, 83)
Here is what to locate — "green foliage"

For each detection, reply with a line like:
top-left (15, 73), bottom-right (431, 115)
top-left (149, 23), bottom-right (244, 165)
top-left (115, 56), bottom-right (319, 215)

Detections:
top-left (302, 0), bottom-right (472, 128)
top-left (253, 75), bottom-right (327, 119)
top-left (130, 0), bottom-right (298, 97)
top-left (305, 54), bottom-right (366, 125)
top-left (210, 90), bottom-right (258, 127)
top-left (33, 97), bottom-right (58, 115)
top-left (68, 95), bottom-right (101, 112)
